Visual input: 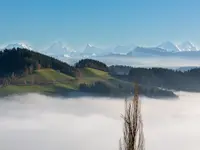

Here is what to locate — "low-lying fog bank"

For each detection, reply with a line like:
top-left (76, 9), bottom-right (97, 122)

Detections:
top-left (65, 56), bottom-right (200, 69)
top-left (0, 92), bottom-right (200, 150)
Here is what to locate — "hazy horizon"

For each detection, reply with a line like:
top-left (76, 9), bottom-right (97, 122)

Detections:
top-left (63, 55), bottom-right (200, 69)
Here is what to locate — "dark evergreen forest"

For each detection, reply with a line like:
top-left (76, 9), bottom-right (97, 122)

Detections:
top-left (0, 48), bottom-right (76, 77)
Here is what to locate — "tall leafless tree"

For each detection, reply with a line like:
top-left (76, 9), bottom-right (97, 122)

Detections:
top-left (120, 83), bottom-right (145, 150)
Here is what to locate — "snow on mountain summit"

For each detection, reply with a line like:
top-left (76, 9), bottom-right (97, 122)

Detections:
top-left (86, 43), bottom-right (93, 48)
top-left (158, 41), bottom-right (180, 52)
top-left (45, 41), bottom-right (76, 56)
top-left (82, 44), bottom-right (113, 57)
top-left (83, 44), bottom-right (102, 54)
top-left (47, 41), bottom-right (68, 54)
top-left (4, 43), bottom-right (33, 50)
top-left (178, 41), bottom-right (198, 51)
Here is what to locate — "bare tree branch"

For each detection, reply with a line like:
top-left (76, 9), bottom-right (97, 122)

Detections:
top-left (120, 83), bottom-right (145, 150)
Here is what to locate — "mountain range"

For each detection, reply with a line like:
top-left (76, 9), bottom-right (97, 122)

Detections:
top-left (177, 41), bottom-right (198, 51)
top-left (127, 41), bottom-right (200, 57)
top-left (157, 41), bottom-right (198, 52)
top-left (1, 41), bottom-right (199, 58)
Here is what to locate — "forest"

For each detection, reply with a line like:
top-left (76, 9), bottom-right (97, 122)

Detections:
top-left (0, 48), bottom-right (76, 77)
top-left (75, 59), bottom-right (108, 72)
top-left (127, 67), bottom-right (200, 92)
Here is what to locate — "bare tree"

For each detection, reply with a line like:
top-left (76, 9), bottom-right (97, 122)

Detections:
top-left (120, 83), bottom-right (145, 150)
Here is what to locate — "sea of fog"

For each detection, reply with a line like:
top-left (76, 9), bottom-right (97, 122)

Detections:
top-left (0, 92), bottom-right (200, 150)
top-left (63, 56), bottom-right (200, 69)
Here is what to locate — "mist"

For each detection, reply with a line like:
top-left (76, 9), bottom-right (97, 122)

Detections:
top-left (0, 92), bottom-right (200, 150)
top-left (64, 56), bottom-right (200, 69)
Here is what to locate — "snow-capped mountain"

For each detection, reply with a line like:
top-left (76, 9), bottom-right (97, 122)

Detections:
top-left (3, 43), bottom-right (33, 50)
top-left (178, 41), bottom-right (198, 51)
top-left (82, 44), bottom-right (136, 57)
top-left (126, 45), bottom-right (200, 58)
top-left (82, 44), bottom-right (108, 56)
top-left (113, 44), bottom-right (136, 54)
top-left (158, 41), bottom-right (180, 52)
top-left (2, 41), bottom-right (200, 59)
top-left (83, 44), bottom-right (100, 54)
top-left (45, 41), bottom-right (76, 56)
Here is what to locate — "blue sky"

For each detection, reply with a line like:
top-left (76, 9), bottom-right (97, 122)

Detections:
top-left (0, 0), bottom-right (200, 49)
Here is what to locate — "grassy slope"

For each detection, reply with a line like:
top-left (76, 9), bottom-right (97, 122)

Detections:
top-left (0, 68), bottom-right (176, 98)
top-left (17, 69), bottom-right (74, 82)
top-left (0, 69), bottom-right (77, 96)
top-left (0, 68), bottom-right (120, 96)
top-left (36, 69), bottom-right (74, 81)
top-left (78, 68), bottom-right (134, 95)
top-left (78, 67), bottom-right (112, 83)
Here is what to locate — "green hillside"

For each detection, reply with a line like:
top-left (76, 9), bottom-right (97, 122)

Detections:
top-left (77, 67), bottom-right (112, 84)
top-left (0, 67), bottom-right (177, 98)
top-left (0, 67), bottom-right (111, 96)
top-left (17, 69), bottom-right (74, 83)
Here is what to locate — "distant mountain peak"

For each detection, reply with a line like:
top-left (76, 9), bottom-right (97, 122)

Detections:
top-left (113, 44), bottom-right (136, 53)
top-left (45, 41), bottom-right (75, 56)
top-left (86, 43), bottom-right (93, 47)
top-left (85, 44), bottom-right (97, 50)
top-left (178, 41), bottom-right (198, 51)
top-left (83, 44), bottom-right (110, 56)
top-left (158, 41), bottom-right (180, 52)
top-left (49, 41), bottom-right (67, 50)
top-left (4, 43), bottom-right (33, 50)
